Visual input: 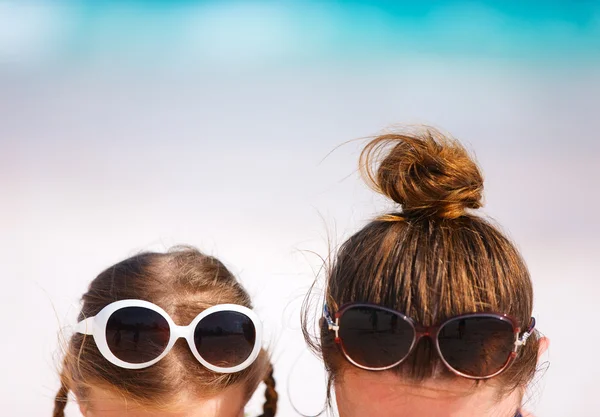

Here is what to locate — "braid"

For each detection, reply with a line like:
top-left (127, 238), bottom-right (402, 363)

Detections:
top-left (52, 371), bottom-right (69, 417)
top-left (258, 365), bottom-right (278, 417)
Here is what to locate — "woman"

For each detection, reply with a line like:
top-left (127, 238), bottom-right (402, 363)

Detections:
top-left (53, 247), bottom-right (277, 417)
top-left (306, 127), bottom-right (549, 417)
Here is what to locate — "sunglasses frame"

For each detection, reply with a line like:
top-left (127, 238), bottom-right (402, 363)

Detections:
top-left (324, 302), bottom-right (535, 380)
top-left (76, 299), bottom-right (263, 373)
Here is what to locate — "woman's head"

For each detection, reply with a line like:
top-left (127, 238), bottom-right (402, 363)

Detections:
top-left (310, 128), bottom-right (547, 416)
top-left (54, 247), bottom-right (277, 417)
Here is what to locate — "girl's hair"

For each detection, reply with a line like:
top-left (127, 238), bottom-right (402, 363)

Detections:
top-left (304, 127), bottom-right (539, 400)
top-left (53, 247), bottom-right (277, 417)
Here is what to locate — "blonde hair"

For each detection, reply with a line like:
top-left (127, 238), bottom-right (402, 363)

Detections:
top-left (54, 247), bottom-right (277, 416)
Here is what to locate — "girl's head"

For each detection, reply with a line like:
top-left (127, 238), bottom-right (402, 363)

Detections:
top-left (54, 247), bottom-right (277, 417)
top-left (309, 128), bottom-right (548, 417)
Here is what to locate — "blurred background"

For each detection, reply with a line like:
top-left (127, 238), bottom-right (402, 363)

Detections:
top-left (1, 1), bottom-right (599, 416)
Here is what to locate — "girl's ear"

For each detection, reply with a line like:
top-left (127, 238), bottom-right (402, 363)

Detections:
top-left (78, 399), bottom-right (89, 416)
top-left (537, 336), bottom-right (550, 361)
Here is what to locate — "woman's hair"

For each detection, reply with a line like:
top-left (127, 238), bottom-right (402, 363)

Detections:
top-left (53, 247), bottom-right (277, 417)
top-left (304, 127), bottom-right (539, 399)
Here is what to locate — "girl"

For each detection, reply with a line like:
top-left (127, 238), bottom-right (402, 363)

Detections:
top-left (306, 127), bottom-right (549, 417)
top-left (53, 247), bottom-right (277, 417)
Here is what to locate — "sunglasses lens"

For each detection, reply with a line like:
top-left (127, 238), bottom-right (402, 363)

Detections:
top-left (338, 306), bottom-right (415, 369)
top-left (105, 307), bottom-right (171, 364)
top-left (438, 316), bottom-right (515, 377)
top-left (194, 311), bottom-right (256, 368)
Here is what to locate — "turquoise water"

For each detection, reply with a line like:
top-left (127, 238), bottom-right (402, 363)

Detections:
top-left (1, 1), bottom-right (599, 67)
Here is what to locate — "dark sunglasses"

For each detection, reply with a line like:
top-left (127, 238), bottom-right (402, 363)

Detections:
top-left (76, 299), bottom-right (262, 373)
top-left (324, 302), bottom-right (535, 379)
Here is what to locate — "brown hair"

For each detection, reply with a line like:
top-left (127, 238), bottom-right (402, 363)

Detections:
top-left (305, 127), bottom-right (540, 400)
top-left (53, 247), bottom-right (277, 416)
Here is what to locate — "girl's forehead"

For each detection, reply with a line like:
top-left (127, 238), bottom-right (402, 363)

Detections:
top-left (83, 384), bottom-right (246, 417)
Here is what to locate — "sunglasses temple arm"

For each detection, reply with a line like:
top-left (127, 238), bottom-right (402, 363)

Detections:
top-left (516, 317), bottom-right (536, 347)
top-left (75, 317), bottom-right (95, 335)
top-left (323, 304), bottom-right (333, 327)
top-left (323, 303), bottom-right (340, 338)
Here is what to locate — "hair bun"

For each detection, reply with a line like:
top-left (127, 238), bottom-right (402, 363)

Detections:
top-left (360, 127), bottom-right (484, 220)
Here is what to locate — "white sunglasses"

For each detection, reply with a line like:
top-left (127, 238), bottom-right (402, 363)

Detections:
top-left (76, 299), bottom-right (263, 373)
